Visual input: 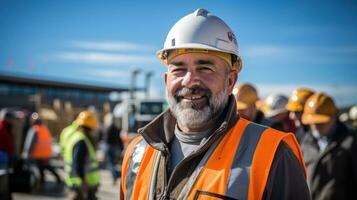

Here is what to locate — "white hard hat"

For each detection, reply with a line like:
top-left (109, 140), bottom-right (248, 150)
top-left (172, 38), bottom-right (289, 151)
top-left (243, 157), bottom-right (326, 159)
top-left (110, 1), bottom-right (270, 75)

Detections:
top-left (339, 112), bottom-right (349, 122)
top-left (350, 105), bottom-right (357, 120)
top-left (262, 94), bottom-right (289, 118)
top-left (157, 8), bottom-right (242, 71)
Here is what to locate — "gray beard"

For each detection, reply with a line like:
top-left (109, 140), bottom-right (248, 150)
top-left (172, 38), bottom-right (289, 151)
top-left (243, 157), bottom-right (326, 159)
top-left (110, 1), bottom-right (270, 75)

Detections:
top-left (166, 84), bottom-right (229, 130)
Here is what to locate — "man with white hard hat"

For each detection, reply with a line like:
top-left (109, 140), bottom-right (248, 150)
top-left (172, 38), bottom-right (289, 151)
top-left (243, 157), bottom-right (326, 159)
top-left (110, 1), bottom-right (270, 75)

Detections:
top-left (262, 94), bottom-right (297, 133)
top-left (120, 8), bottom-right (310, 200)
top-left (349, 105), bottom-right (357, 130)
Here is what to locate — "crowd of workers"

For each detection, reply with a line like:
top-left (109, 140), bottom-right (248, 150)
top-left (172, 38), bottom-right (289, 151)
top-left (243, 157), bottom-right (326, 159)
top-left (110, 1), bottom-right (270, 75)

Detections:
top-left (1, 7), bottom-right (357, 200)
top-left (234, 84), bottom-right (357, 199)
top-left (0, 109), bottom-right (124, 200)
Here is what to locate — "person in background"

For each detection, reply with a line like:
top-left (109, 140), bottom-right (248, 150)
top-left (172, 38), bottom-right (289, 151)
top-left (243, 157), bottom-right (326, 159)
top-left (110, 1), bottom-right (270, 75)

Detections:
top-left (0, 109), bottom-right (16, 200)
top-left (262, 94), bottom-right (297, 133)
top-left (22, 112), bottom-right (61, 185)
top-left (103, 114), bottom-right (123, 185)
top-left (64, 111), bottom-right (100, 200)
top-left (286, 88), bottom-right (314, 143)
top-left (233, 83), bottom-right (281, 129)
top-left (349, 105), bottom-right (357, 131)
top-left (300, 93), bottom-right (357, 199)
top-left (0, 149), bottom-right (11, 200)
top-left (0, 109), bottom-right (16, 157)
top-left (59, 120), bottom-right (78, 158)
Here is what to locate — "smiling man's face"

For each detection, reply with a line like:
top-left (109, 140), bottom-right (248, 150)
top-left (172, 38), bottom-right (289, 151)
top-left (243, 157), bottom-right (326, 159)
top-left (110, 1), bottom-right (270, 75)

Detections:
top-left (165, 52), bottom-right (237, 132)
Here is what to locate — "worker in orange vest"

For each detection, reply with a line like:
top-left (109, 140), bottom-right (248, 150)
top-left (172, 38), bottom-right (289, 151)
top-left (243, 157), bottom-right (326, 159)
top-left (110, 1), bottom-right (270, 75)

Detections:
top-left (120, 8), bottom-right (310, 200)
top-left (22, 112), bottom-right (61, 185)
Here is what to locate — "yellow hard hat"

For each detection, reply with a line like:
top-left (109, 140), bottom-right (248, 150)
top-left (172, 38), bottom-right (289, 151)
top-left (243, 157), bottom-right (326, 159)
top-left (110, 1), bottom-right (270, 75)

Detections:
top-left (287, 88), bottom-right (314, 112)
top-left (232, 83), bottom-right (258, 110)
top-left (75, 111), bottom-right (98, 129)
top-left (302, 93), bottom-right (337, 125)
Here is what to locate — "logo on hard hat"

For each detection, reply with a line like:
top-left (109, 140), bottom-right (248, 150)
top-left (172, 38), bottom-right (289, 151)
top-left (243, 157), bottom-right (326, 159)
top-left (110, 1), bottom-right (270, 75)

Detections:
top-left (227, 32), bottom-right (237, 45)
top-left (171, 39), bottom-right (176, 47)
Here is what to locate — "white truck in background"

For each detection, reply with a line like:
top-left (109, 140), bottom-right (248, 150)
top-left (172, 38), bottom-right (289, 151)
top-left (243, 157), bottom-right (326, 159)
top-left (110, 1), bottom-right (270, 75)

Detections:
top-left (113, 99), bottom-right (166, 133)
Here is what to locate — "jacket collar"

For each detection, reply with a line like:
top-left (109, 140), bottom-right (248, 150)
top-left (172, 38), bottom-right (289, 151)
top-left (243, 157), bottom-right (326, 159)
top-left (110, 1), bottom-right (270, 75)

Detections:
top-left (138, 95), bottom-right (240, 152)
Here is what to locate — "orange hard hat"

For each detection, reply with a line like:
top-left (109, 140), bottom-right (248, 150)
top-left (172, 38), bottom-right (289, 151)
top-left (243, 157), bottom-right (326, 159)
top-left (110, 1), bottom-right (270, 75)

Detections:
top-left (287, 88), bottom-right (314, 112)
top-left (75, 111), bottom-right (98, 129)
top-left (232, 83), bottom-right (258, 110)
top-left (302, 93), bottom-right (337, 125)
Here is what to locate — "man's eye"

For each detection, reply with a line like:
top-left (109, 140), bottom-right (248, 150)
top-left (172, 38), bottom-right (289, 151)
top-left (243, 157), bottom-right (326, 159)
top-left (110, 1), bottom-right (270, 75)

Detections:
top-left (199, 66), bottom-right (214, 72)
top-left (171, 68), bottom-right (185, 73)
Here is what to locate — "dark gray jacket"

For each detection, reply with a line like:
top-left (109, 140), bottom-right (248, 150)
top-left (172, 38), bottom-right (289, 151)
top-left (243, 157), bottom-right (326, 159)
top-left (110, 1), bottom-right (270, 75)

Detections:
top-left (122, 95), bottom-right (310, 200)
top-left (301, 121), bottom-right (357, 200)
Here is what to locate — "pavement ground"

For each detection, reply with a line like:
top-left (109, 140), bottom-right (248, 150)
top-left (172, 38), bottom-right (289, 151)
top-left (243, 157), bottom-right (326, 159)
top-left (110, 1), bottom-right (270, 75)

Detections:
top-left (12, 169), bottom-right (120, 200)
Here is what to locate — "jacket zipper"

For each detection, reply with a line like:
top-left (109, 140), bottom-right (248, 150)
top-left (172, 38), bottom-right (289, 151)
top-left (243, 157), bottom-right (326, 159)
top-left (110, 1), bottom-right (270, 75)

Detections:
top-left (160, 147), bottom-right (170, 200)
top-left (160, 122), bottom-right (228, 199)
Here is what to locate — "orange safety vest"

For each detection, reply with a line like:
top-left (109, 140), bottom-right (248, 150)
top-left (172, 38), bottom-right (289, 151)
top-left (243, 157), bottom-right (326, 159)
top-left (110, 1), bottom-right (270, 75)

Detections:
top-left (121, 118), bottom-right (307, 200)
top-left (30, 124), bottom-right (53, 159)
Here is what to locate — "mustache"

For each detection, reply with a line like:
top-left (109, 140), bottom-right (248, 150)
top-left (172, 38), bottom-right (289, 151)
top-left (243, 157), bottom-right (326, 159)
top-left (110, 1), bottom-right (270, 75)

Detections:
top-left (173, 87), bottom-right (212, 100)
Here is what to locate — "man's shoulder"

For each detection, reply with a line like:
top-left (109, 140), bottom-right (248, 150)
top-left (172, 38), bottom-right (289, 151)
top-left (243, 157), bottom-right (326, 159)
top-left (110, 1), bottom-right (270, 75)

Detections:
top-left (67, 130), bottom-right (87, 145)
top-left (127, 135), bottom-right (146, 149)
top-left (240, 119), bottom-right (288, 135)
top-left (335, 122), bottom-right (357, 143)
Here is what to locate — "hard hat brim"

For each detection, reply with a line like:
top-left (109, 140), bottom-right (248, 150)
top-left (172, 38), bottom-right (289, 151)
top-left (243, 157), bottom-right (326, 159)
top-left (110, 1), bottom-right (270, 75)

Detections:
top-left (157, 43), bottom-right (237, 56)
top-left (265, 108), bottom-right (288, 118)
top-left (156, 43), bottom-right (241, 67)
top-left (236, 102), bottom-right (249, 110)
top-left (286, 102), bottom-right (304, 112)
top-left (301, 113), bottom-right (331, 125)
top-left (76, 118), bottom-right (98, 129)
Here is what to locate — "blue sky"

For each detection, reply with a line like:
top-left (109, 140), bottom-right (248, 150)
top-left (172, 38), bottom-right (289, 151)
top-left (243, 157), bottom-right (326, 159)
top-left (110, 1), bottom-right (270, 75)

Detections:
top-left (1, 0), bottom-right (357, 106)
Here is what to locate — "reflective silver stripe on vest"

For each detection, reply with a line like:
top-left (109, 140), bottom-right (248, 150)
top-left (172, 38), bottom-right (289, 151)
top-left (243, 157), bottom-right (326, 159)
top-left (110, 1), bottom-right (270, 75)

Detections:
top-left (148, 151), bottom-right (162, 200)
top-left (125, 138), bottom-right (147, 200)
top-left (225, 122), bottom-right (267, 200)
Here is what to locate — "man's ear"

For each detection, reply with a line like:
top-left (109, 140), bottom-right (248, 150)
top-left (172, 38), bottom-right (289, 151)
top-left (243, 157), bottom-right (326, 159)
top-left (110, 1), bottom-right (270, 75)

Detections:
top-left (164, 72), bottom-right (168, 86)
top-left (228, 71), bottom-right (238, 94)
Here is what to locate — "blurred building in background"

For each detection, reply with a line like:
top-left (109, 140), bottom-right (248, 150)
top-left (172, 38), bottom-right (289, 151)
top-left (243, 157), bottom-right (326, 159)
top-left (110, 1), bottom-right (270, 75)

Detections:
top-left (0, 74), bottom-right (128, 142)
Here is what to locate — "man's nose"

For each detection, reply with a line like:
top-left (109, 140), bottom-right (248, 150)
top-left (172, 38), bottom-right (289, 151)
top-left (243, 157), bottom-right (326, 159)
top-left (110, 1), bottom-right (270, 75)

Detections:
top-left (289, 112), bottom-right (296, 120)
top-left (181, 71), bottom-right (201, 87)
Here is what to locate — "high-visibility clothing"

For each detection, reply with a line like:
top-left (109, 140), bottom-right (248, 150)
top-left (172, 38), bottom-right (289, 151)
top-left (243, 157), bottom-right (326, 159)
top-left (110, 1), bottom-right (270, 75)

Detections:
top-left (63, 130), bottom-right (100, 188)
top-left (121, 118), bottom-right (306, 200)
top-left (59, 122), bottom-right (78, 157)
top-left (30, 124), bottom-right (52, 159)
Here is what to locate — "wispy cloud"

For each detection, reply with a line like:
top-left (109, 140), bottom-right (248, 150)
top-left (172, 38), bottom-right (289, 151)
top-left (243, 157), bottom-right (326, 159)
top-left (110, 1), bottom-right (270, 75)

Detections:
top-left (55, 52), bottom-right (157, 65)
top-left (69, 41), bottom-right (156, 52)
top-left (242, 45), bottom-right (288, 57)
top-left (86, 69), bottom-right (131, 78)
top-left (241, 45), bottom-right (357, 65)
